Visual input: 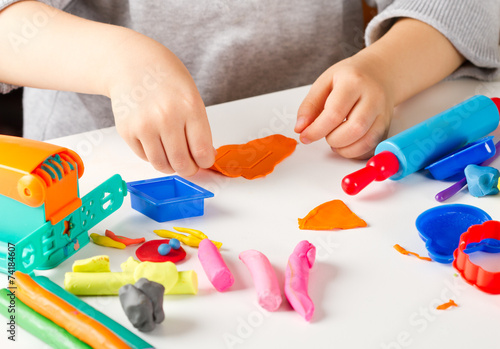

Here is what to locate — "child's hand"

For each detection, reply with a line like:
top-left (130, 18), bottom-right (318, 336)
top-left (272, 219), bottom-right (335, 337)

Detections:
top-left (108, 39), bottom-right (215, 177)
top-left (295, 53), bottom-right (394, 159)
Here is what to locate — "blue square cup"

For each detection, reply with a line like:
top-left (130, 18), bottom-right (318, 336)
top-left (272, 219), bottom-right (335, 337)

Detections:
top-left (126, 175), bottom-right (214, 222)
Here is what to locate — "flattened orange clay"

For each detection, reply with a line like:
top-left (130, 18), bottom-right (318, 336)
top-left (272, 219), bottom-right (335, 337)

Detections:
top-left (298, 199), bottom-right (367, 230)
top-left (436, 299), bottom-right (458, 310)
top-left (393, 244), bottom-right (432, 261)
top-left (210, 134), bottom-right (297, 179)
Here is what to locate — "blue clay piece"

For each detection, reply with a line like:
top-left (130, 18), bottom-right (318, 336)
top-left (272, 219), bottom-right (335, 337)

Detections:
top-left (464, 164), bottom-right (500, 197)
top-left (158, 243), bottom-right (171, 256)
top-left (169, 238), bottom-right (180, 250)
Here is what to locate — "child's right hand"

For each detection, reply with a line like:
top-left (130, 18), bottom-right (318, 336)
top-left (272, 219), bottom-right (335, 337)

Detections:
top-left (108, 35), bottom-right (215, 177)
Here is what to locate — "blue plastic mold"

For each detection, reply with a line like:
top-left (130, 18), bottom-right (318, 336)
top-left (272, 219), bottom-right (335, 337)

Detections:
top-left (415, 204), bottom-right (492, 264)
top-left (127, 176), bottom-right (214, 222)
top-left (425, 136), bottom-right (496, 180)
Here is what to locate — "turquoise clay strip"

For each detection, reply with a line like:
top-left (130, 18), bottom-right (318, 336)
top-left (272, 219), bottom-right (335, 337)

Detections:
top-left (34, 276), bottom-right (154, 349)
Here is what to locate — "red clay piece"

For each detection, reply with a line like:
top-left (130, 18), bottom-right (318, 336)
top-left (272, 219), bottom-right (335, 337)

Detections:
top-left (136, 239), bottom-right (186, 263)
top-left (105, 229), bottom-right (145, 246)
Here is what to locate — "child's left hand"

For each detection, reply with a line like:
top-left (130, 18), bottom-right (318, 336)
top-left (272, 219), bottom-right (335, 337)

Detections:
top-left (295, 51), bottom-right (395, 159)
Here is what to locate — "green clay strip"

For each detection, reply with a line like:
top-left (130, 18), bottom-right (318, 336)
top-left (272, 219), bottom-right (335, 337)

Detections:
top-left (0, 288), bottom-right (92, 349)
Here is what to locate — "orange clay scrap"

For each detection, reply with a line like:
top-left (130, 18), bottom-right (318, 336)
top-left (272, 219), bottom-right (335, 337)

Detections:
top-left (210, 134), bottom-right (297, 179)
top-left (436, 299), bottom-right (458, 310)
top-left (298, 199), bottom-right (367, 230)
top-left (393, 244), bottom-right (432, 261)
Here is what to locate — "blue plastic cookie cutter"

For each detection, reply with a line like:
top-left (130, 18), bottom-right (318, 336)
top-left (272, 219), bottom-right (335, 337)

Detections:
top-left (127, 175), bottom-right (214, 222)
top-left (425, 136), bottom-right (496, 180)
top-left (415, 204), bottom-right (492, 263)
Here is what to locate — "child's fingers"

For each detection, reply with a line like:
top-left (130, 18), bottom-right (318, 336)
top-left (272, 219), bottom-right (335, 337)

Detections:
top-left (295, 73), bottom-right (333, 133)
top-left (328, 115), bottom-right (389, 159)
top-left (160, 126), bottom-right (199, 177)
top-left (299, 87), bottom-right (359, 144)
top-left (324, 97), bottom-right (378, 149)
top-left (139, 135), bottom-right (175, 174)
top-left (126, 137), bottom-right (149, 162)
top-left (185, 113), bottom-right (215, 169)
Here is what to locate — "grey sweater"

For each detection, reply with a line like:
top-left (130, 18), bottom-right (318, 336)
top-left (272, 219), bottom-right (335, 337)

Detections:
top-left (1, 0), bottom-right (499, 140)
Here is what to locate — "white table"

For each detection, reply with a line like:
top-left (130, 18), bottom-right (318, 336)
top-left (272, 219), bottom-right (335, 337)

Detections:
top-left (3, 78), bottom-right (500, 349)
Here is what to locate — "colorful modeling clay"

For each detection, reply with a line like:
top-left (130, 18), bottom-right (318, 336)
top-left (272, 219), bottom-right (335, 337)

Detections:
top-left (198, 238), bottom-right (234, 292)
top-left (119, 284), bottom-right (155, 332)
top-left (119, 279), bottom-right (165, 332)
top-left (436, 299), bottom-right (458, 310)
top-left (90, 233), bottom-right (126, 249)
top-left (210, 134), bottom-right (297, 179)
top-left (135, 278), bottom-right (165, 324)
top-left (453, 220), bottom-right (500, 294)
top-left (0, 288), bottom-right (92, 349)
top-left (298, 199), bottom-right (367, 230)
top-left (135, 239), bottom-right (186, 263)
top-left (464, 164), bottom-right (500, 197)
top-left (33, 275), bottom-right (153, 349)
top-left (169, 238), bottom-right (181, 250)
top-left (72, 255), bottom-right (110, 272)
top-left (284, 240), bottom-right (316, 321)
top-left (342, 95), bottom-right (500, 195)
top-left (105, 229), bottom-right (146, 246)
top-left (154, 226), bottom-right (222, 248)
top-left (239, 250), bottom-right (282, 311)
top-left (393, 244), bottom-right (432, 261)
top-left (158, 243), bottom-right (172, 256)
top-left (65, 259), bottom-right (198, 296)
top-left (14, 272), bottom-right (130, 349)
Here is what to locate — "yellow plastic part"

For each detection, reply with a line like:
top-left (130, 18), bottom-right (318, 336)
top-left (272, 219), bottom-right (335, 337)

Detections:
top-left (90, 233), bottom-right (126, 249)
top-left (72, 255), bottom-right (110, 272)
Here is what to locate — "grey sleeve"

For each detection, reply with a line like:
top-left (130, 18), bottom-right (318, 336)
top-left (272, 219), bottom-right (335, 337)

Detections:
top-left (365, 0), bottom-right (500, 81)
top-left (0, 0), bottom-right (72, 93)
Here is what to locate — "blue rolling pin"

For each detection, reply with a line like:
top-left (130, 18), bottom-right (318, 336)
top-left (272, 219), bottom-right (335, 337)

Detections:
top-left (342, 95), bottom-right (500, 195)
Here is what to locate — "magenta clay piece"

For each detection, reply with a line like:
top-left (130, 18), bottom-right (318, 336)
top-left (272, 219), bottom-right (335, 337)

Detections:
top-left (239, 250), bottom-right (282, 311)
top-left (284, 240), bottom-right (316, 321)
top-left (198, 239), bottom-right (234, 292)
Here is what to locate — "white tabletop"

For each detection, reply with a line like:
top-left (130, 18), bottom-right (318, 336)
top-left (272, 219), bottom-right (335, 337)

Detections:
top-left (3, 78), bottom-right (500, 349)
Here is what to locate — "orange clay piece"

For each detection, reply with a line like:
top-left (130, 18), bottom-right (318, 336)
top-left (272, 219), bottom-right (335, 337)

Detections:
top-left (436, 299), bottom-right (458, 310)
top-left (298, 199), bottom-right (367, 230)
top-left (105, 229), bottom-right (145, 246)
top-left (210, 134), bottom-right (297, 179)
top-left (393, 244), bottom-right (432, 261)
top-left (13, 271), bottom-right (130, 349)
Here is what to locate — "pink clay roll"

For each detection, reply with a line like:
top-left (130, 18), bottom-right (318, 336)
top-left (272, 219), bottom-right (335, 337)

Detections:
top-left (284, 240), bottom-right (316, 321)
top-left (198, 238), bottom-right (234, 292)
top-left (239, 250), bottom-right (282, 311)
